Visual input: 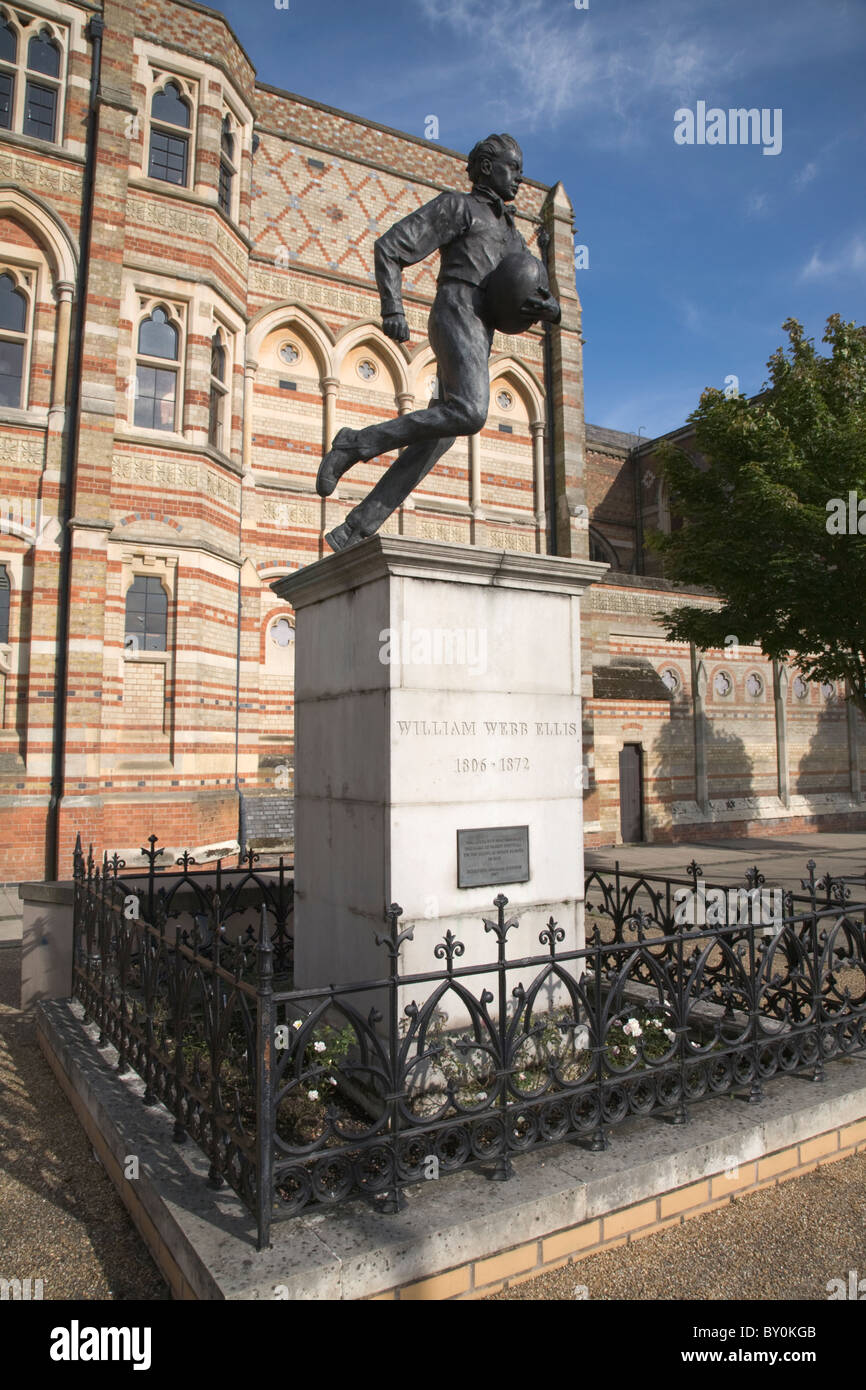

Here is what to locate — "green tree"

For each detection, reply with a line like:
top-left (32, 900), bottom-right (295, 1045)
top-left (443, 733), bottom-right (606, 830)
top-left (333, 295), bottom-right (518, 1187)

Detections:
top-left (651, 315), bottom-right (866, 716)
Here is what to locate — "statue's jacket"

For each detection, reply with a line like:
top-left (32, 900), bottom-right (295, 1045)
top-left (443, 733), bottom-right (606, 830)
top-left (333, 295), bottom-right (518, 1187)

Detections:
top-left (373, 185), bottom-right (528, 318)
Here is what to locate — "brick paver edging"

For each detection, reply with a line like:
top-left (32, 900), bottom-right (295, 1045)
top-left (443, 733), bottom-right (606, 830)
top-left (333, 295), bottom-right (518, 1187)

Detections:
top-left (374, 1119), bottom-right (866, 1299)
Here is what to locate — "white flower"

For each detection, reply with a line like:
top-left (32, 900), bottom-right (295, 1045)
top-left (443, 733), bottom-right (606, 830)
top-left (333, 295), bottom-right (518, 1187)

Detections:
top-left (292, 1019), bottom-right (302, 1030)
top-left (612, 1045), bottom-right (620, 1055)
top-left (307, 1089), bottom-right (319, 1101)
top-left (664, 1028), bottom-right (676, 1042)
top-left (329, 1076), bottom-right (337, 1086)
top-left (313, 1040), bottom-right (326, 1052)
top-left (476, 1091), bottom-right (487, 1102)
top-left (629, 1045), bottom-right (636, 1055)
top-left (623, 1018), bottom-right (642, 1038)
top-left (518, 1072), bottom-right (526, 1080)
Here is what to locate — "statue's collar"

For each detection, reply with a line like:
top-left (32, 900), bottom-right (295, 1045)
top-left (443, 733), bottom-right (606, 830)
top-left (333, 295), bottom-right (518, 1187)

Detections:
top-left (471, 185), bottom-right (516, 225)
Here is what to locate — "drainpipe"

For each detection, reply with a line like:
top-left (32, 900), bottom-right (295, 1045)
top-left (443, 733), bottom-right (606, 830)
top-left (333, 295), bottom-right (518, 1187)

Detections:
top-left (234, 504), bottom-right (244, 855)
top-left (46, 13), bottom-right (103, 881)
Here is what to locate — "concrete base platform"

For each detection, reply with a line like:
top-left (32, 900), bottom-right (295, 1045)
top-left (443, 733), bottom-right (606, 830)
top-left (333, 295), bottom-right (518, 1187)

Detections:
top-left (37, 996), bottom-right (866, 1300)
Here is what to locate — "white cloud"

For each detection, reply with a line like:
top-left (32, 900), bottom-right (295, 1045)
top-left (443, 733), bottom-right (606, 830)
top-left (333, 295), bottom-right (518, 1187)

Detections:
top-left (746, 191), bottom-right (769, 218)
top-left (794, 161), bottom-right (818, 189)
top-left (413, 0), bottom-right (866, 142)
top-left (800, 234), bottom-right (866, 280)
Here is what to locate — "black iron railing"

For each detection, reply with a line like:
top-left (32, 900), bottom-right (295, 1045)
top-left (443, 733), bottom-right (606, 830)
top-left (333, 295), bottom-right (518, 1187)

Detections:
top-left (71, 837), bottom-right (866, 1249)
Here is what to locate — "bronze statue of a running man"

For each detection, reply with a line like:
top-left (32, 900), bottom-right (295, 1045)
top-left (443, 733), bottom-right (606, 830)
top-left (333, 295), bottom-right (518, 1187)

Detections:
top-left (316, 133), bottom-right (560, 552)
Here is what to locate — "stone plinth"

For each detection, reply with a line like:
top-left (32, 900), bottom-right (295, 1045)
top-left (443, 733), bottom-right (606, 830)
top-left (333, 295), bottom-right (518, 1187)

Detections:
top-left (272, 538), bottom-right (606, 994)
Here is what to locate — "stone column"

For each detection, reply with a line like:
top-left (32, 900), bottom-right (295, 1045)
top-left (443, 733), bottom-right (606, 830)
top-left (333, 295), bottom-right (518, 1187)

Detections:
top-left (531, 420), bottom-right (546, 552)
top-left (320, 375), bottom-right (339, 453)
top-left (396, 390), bottom-right (415, 535)
top-left (469, 431), bottom-right (484, 545)
top-left (691, 646), bottom-right (709, 813)
top-left (50, 282), bottom-right (74, 416)
top-left (773, 660), bottom-right (790, 807)
top-left (541, 182), bottom-right (587, 558)
top-left (242, 360), bottom-right (257, 475)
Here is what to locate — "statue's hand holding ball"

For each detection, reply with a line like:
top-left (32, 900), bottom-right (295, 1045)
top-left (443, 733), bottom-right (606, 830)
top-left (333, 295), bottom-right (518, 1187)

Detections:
top-left (483, 251), bottom-right (561, 334)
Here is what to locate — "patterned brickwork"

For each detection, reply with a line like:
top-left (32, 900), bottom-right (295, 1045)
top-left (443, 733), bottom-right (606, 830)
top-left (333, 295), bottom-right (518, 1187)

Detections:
top-left (0, 0), bottom-right (862, 882)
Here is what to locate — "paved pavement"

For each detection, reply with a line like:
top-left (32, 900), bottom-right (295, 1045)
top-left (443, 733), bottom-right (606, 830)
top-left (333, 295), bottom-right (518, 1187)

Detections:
top-left (587, 830), bottom-right (866, 892)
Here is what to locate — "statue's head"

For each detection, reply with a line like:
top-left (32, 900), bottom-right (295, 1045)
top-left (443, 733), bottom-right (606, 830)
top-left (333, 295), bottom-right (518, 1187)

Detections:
top-left (466, 133), bottom-right (523, 201)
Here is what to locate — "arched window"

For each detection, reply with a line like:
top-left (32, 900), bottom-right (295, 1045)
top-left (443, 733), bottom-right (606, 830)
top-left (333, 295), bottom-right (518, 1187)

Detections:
top-left (27, 28), bottom-right (60, 76)
top-left (0, 271), bottom-right (28, 408)
top-left (0, 15), bottom-right (64, 142)
top-left (218, 115), bottom-right (235, 216)
top-left (148, 80), bottom-right (190, 186)
top-left (124, 575), bottom-right (167, 652)
top-left (135, 306), bottom-right (179, 431)
top-left (24, 28), bottom-right (60, 140)
top-left (0, 563), bottom-right (9, 644)
top-left (208, 330), bottom-right (227, 450)
top-left (0, 16), bottom-right (15, 129)
top-left (588, 526), bottom-right (619, 569)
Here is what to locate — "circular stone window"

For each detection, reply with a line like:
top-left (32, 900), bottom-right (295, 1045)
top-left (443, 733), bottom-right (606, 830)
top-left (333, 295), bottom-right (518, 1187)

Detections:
top-left (496, 388), bottom-right (514, 411)
top-left (279, 341), bottom-right (301, 365)
top-left (661, 668), bottom-right (680, 694)
top-left (714, 671), bottom-right (733, 697)
top-left (793, 675), bottom-right (809, 700)
top-left (356, 358), bottom-right (378, 382)
top-left (746, 673), bottom-right (763, 697)
top-left (270, 618), bottom-right (294, 648)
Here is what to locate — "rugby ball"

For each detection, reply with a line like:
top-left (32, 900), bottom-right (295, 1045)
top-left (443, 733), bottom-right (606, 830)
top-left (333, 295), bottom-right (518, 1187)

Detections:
top-left (483, 251), bottom-right (552, 335)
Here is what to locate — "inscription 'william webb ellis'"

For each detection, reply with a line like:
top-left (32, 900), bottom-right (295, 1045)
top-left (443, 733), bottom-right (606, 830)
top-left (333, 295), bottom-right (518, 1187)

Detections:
top-left (396, 721), bottom-right (579, 737)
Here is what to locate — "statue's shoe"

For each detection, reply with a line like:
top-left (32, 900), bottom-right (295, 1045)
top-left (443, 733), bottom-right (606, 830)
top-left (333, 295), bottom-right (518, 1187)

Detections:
top-left (324, 520), bottom-right (366, 553)
top-left (316, 428), bottom-right (361, 497)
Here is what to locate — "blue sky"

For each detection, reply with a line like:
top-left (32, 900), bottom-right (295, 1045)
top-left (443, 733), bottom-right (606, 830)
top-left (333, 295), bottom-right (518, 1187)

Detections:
top-left (212, 0), bottom-right (866, 439)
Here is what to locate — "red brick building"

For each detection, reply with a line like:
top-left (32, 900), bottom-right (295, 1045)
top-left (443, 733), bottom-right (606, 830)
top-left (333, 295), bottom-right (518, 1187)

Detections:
top-left (0, 0), bottom-right (862, 882)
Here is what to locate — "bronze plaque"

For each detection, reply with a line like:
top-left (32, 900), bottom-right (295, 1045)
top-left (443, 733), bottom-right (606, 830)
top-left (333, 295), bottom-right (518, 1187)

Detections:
top-left (457, 825), bottom-right (530, 889)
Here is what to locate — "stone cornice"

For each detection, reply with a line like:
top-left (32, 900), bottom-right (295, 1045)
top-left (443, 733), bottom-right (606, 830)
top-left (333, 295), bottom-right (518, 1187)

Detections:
top-left (273, 536), bottom-right (608, 609)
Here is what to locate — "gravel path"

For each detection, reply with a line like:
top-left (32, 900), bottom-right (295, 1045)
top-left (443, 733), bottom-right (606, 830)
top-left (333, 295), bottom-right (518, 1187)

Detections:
top-left (0, 947), bottom-right (168, 1300)
top-left (489, 1149), bottom-right (866, 1300)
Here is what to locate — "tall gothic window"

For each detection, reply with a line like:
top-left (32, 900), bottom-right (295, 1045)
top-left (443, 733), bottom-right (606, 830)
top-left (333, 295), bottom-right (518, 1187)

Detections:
top-left (208, 331), bottom-right (227, 450)
top-left (0, 14), bottom-right (64, 142)
top-left (124, 575), bottom-right (167, 652)
top-left (135, 306), bottom-right (179, 431)
top-left (148, 80), bottom-right (190, 186)
top-left (0, 564), bottom-right (9, 644)
top-left (24, 27), bottom-right (60, 140)
top-left (218, 116), bottom-right (235, 216)
top-left (0, 271), bottom-right (28, 408)
top-left (0, 15), bottom-right (16, 129)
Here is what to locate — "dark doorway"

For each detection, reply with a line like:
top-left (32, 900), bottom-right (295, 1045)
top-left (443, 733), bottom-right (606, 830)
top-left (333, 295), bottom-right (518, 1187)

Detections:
top-left (619, 743), bottom-right (644, 843)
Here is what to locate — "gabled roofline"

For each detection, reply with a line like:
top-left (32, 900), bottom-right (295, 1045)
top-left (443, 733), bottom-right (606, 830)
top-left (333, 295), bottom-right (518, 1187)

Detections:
top-left (172, 0), bottom-right (550, 192)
